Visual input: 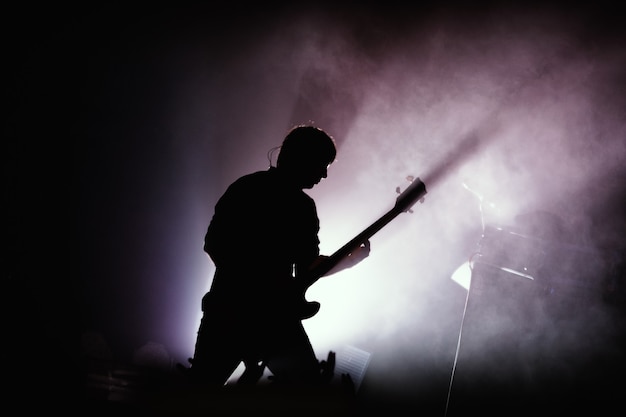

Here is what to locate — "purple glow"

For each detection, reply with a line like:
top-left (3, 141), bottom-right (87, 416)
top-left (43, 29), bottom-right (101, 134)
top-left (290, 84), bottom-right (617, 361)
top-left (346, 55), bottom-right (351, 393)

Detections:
top-left (72, 3), bottom-right (626, 413)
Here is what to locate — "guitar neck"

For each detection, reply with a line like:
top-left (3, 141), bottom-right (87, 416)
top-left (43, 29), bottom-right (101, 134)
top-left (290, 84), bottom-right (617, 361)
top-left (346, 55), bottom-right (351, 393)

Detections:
top-left (296, 177), bottom-right (426, 320)
top-left (311, 207), bottom-right (402, 279)
top-left (306, 177), bottom-right (426, 284)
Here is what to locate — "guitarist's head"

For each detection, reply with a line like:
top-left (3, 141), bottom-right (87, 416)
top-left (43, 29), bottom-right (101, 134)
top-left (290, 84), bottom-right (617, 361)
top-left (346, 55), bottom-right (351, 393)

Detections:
top-left (276, 125), bottom-right (337, 189)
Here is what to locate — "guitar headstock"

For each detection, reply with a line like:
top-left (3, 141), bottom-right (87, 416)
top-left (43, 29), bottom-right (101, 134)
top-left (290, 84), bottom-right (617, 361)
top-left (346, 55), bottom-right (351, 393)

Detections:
top-left (395, 176), bottom-right (427, 213)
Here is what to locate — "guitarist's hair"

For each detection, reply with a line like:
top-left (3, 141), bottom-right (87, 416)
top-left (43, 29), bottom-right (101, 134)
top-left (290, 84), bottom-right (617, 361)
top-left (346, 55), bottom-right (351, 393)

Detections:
top-left (276, 125), bottom-right (337, 169)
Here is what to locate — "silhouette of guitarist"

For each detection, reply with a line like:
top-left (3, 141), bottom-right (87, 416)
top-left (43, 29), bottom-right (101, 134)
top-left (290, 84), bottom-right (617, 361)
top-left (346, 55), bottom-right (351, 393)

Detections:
top-left (186, 125), bottom-right (371, 386)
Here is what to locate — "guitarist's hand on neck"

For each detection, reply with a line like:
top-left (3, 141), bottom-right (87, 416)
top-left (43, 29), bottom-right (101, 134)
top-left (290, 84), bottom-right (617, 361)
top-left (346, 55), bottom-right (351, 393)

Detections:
top-left (309, 239), bottom-right (371, 279)
top-left (328, 240), bottom-right (371, 275)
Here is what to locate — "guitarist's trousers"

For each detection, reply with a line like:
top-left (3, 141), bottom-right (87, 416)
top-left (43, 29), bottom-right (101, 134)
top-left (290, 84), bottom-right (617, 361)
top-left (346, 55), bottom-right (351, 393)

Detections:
top-left (189, 291), bottom-right (322, 385)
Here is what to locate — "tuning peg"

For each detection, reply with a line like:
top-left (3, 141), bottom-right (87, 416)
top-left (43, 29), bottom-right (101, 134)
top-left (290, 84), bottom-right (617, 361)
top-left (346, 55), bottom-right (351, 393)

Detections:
top-left (397, 175), bottom-right (416, 194)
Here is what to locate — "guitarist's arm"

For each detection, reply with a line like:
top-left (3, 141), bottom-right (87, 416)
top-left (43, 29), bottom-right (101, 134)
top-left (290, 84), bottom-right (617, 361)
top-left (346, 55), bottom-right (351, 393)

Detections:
top-left (318, 240), bottom-right (371, 276)
top-left (303, 239), bottom-right (371, 285)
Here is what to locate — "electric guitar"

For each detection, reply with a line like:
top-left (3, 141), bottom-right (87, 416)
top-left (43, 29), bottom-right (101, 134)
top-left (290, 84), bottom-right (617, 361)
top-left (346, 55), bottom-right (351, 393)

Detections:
top-left (296, 176), bottom-right (427, 319)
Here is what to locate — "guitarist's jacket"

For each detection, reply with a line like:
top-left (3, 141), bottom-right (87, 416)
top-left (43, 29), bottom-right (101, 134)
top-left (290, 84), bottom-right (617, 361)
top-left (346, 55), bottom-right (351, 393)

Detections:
top-left (200, 166), bottom-right (321, 361)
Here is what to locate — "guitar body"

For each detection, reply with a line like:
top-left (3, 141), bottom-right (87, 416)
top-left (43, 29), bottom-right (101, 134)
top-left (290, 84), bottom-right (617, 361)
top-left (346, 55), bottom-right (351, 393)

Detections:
top-left (300, 300), bottom-right (321, 320)
top-left (297, 177), bottom-right (427, 320)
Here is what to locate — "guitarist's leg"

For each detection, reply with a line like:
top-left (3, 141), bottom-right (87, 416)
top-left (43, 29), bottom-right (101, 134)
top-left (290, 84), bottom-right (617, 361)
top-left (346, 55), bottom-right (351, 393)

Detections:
top-left (265, 320), bottom-right (324, 385)
top-left (189, 322), bottom-right (241, 384)
top-left (187, 295), bottom-right (242, 385)
top-left (237, 358), bottom-right (266, 385)
top-left (189, 339), bottom-right (241, 385)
